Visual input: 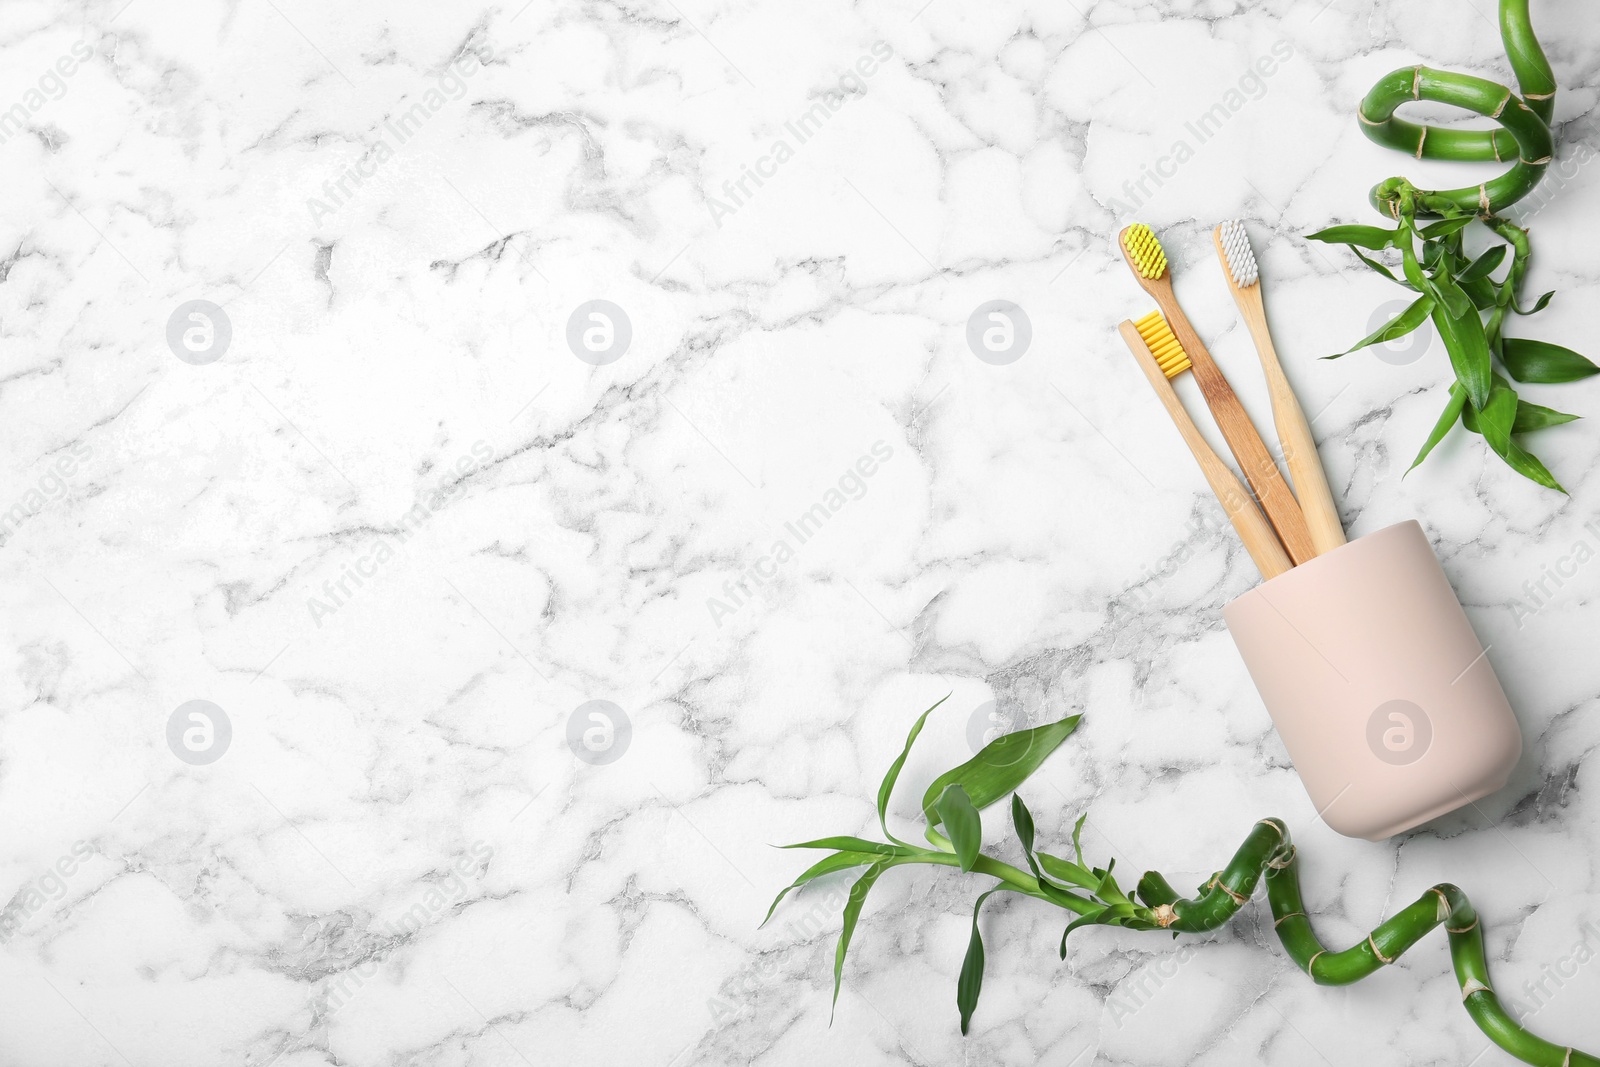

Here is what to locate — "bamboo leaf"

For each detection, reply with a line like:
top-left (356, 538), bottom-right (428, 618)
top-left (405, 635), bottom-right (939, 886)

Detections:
top-left (1305, 224), bottom-right (1401, 250)
top-left (921, 715), bottom-right (1082, 828)
top-left (1419, 215), bottom-right (1476, 240)
top-left (877, 695), bottom-right (947, 845)
top-left (1010, 793), bottom-right (1035, 854)
top-left (1501, 339), bottom-right (1600, 383)
top-left (764, 851), bottom-right (879, 925)
top-left (1459, 245), bottom-right (1507, 282)
top-left (1512, 401), bottom-right (1580, 433)
top-left (1351, 247), bottom-right (1411, 287)
top-left (1058, 905), bottom-right (1128, 958)
top-left (1059, 911), bottom-right (1100, 958)
top-left (957, 889), bottom-right (1000, 1035)
top-left (1427, 272), bottom-right (1473, 320)
top-left (1422, 238), bottom-right (1447, 272)
top-left (1430, 299), bottom-right (1493, 410)
top-left (1013, 796), bottom-right (1098, 896)
top-left (1071, 813), bottom-right (1087, 867)
top-left (1459, 274), bottom-right (1499, 310)
top-left (1494, 438), bottom-right (1566, 492)
top-left (831, 861), bottom-right (892, 1019)
top-left (1401, 241), bottom-right (1428, 291)
top-left (1463, 377), bottom-right (1569, 492)
top-left (1326, 295), bottom-right (1433, 359)
top-left (1512, 290), bottom-right (1555, 316)
top-left (1036, 851), bottom-right (1099, 890)
top-left (1407, 384), bottom-right (1466, 474)
top-left (781, 836), bottom-right (916, 856)
top-left (935, 785), bottom-right (982, 872)
top-left (1094, 859), bottom-right (1131, 906)
top-left (1471, 377), bottom-right (1519, 453)
top-left (1465, 395), bottom-right (1580, 435)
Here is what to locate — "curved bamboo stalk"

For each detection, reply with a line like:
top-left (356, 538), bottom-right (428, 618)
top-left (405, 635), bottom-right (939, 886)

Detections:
top-left (784, 709), bottom-right (1600, 1063)
top-left (1357, 0), bottom-right (1555, 216)
top-left (1312, 0), bottom-right (1589, 492)
top-left (790, 812), bottom-right (1600, 1065)
top-left (1139, 819), bottom-right (1600, 1067)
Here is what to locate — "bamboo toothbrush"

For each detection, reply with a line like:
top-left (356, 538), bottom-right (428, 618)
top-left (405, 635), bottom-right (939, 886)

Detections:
top-left (1213, 220), bottom-right (1346, 556)
top-left (1118, 224), bottom-right (1316, 566)
top-left (1119, 316), bottom-right (1292, 581)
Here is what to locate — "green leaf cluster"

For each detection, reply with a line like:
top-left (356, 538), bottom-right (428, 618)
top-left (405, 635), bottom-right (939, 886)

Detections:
top-left (768, 699), bottom-right (1165, 1034)
top-left (1309, 203), bottom-right (1593, 493)
top-left (765, 697), bottom-right (1600, 1067)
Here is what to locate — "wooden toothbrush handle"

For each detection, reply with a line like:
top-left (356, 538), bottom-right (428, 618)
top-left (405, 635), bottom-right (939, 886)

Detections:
top-left (1152, 289), bottom-right (1317, 566)
top-left (1235, 287), bottom-right (1347, 555)
top-left (1119, 322), bottom-right (1292, 581)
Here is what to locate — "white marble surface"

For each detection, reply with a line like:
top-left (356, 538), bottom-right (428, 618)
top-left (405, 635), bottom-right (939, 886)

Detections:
top-left (3, 0), bottom-right (1600, 1064)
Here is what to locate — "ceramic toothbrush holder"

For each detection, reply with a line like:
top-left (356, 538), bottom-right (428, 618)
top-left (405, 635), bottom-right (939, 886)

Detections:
top-left (1223, 520), bottom-right (1521, 841)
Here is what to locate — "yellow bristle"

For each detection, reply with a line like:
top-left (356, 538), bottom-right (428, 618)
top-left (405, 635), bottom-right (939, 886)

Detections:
top-left (1134, 310), bottom-right (1191, 378)
top-left (1122, 223), bottom-right (1169, 280)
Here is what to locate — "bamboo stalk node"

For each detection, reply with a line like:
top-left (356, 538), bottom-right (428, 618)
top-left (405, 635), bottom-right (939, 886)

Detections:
top-left (1431, 887), bottom-right (1452, 922)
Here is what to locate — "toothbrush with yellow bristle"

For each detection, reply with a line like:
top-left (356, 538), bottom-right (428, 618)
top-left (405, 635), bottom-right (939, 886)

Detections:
top-left (1119, 316), bottom-right (1292, 580)
top-left (1213, 220), bottom-right (1346, 556)
top-left (1118, 223), bottom-right (1316, 566)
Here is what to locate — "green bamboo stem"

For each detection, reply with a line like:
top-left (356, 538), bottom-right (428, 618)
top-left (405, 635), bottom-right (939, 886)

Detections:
top-left (943, 852), bottom-right (1104, 916)
top-left (785, 709), bottom-right (1600, 1063)
top-left (1501, 0), bottom-right (1558, 124)
top-left (1358, 0), bottom-right (1555, 216)
top-left (1131, 819), bottom-right (1600, 1067)
top-left (794, 812), bottom-right (1600, 1064)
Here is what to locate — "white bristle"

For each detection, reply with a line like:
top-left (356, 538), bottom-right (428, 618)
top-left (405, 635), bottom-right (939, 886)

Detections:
top-left (1220, 219), bottom-right (1259, 288)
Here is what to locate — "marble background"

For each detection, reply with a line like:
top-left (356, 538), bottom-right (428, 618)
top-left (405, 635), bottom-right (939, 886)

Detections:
top-left (3, 0), bottom-right (1600, 1063)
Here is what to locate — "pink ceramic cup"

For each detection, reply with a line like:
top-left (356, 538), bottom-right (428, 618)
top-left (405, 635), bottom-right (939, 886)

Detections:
top-left (1223, 519), bottom-right (1522, 841)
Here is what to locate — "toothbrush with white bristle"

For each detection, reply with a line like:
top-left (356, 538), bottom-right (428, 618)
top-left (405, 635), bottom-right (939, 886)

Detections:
top-left (1213, 220), bottom-right (1346, 556)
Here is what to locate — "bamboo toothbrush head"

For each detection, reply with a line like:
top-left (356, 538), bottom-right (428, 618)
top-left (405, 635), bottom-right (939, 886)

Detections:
top-left (1216, 220), bottom-right (1259, 289)
top-left (1120, 223), bottom-right (1169, 280)
top-left (1133, 310), bottom-right (1191, 378)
